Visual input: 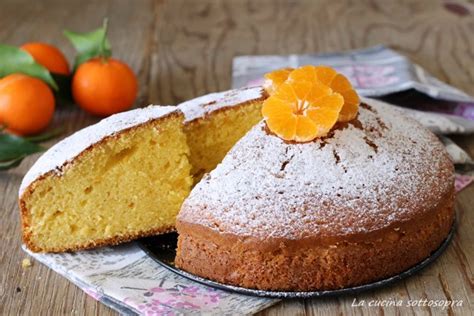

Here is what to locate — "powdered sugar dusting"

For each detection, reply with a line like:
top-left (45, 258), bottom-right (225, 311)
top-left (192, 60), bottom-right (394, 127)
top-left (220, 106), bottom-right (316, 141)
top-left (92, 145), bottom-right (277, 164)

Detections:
top-left (179, 97), bottom-right (454, 239)
top-left (19, 106), bottom-right (180, 197)
top-left (178, 86), bottom-right (265, 123)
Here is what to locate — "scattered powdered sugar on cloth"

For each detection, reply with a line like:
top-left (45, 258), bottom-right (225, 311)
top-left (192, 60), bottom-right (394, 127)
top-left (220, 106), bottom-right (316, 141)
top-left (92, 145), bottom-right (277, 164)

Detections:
top-left (180, 97), bottom-right (454, 239)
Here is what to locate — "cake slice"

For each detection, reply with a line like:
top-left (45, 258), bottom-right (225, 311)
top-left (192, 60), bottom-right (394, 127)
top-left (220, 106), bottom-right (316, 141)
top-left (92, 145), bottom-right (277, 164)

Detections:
top-left (19, 87), bottom-right (267, 253)
top-left (19, 106), bottom-right (192, 252)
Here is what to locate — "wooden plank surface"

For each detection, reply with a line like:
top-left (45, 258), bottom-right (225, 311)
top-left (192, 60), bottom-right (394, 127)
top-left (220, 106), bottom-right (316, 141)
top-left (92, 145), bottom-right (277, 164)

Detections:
top-left (1, 0), bottom-right (473, 315)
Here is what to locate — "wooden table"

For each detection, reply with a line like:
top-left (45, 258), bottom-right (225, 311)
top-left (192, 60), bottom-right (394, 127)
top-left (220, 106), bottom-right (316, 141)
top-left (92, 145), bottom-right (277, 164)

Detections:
top-left (2, 0), bottom-right (473, 314)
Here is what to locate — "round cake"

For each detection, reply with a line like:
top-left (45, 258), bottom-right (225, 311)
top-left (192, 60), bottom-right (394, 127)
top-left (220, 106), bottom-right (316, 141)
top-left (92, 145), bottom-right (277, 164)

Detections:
top-left (175, 97), bottom-right (455, 291)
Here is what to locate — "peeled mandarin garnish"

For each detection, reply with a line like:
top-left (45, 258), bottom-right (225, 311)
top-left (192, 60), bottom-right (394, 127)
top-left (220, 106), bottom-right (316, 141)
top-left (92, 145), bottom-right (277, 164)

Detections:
top-left (262, 80), bottom-right (344, 142)
top-left (263, 68), bottom-right (293, 95)
top-left (266, 65), bottom-right (360, 122)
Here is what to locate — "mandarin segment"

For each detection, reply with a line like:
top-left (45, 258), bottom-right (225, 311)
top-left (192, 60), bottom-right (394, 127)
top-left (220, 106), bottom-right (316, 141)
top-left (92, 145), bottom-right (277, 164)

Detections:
top-left (273, 82), bottom-right (297, 103)
top-left (262, 97), bottom-right (297, 140)
top-left (306, 81), bottom-right (332, 103)
top-left (305, 94), bottom-right (344, 133)
top-left (263, 68), bottom-right (293, 95)
top-left (314, 66), bottom-right (337, 85)
top-left (288, 65), bottom-right (317, 83)
top-left (265, 111), bottom-right (297, 140)
top-left (331, 74), bottom-right (353, 92)
top-left (320, 93), bottom-right (345, 110)
top-left (340, 89), bottom-right (360, 105)
top-left (338, 89), bottom-right (360, 121)
top-left (338, 101), bottom-right (360, 122)
top-left (294, 116), bottom-right (318, 142)
top-left (290, 81), bottom-right (313, 102)
top-left (262, 97), bottom-right (293, 117)
top-left (329, 75), bottom-right (360, 122)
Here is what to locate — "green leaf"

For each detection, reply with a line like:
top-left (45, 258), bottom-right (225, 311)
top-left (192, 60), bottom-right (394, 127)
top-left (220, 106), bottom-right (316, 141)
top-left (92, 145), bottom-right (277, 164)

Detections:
top-left (0, 156), bottom-right (25, 170)
top-left (24, 128), bottom-right (63, 143)
top-left (64, 18), bottom-right (112, 69)
top-left (0, 44), bottom-right (58, 90)
top-left (0, 133), bottom-right (44, 161)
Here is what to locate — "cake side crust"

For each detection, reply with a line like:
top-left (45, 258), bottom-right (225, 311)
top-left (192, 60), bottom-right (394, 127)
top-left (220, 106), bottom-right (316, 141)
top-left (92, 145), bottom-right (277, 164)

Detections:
top-left (175, 187), bottom-right (455, 291)
top-left (23, 224), bottom-right (176, 253)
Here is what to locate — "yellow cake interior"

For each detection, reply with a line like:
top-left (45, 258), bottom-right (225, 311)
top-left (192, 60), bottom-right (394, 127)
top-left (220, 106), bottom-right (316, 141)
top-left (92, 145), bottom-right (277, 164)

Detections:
top-left (23, 115), bottom-right (192, 252)
top-left (184, 101), bottom-right (263, 181)
top-left (22, 100), bottom-right (264, 252)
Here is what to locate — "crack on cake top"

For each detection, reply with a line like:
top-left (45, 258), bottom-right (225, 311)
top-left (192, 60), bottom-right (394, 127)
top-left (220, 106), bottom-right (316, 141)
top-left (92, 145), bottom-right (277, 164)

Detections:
top-left (332, 149), bottom-right (341, 164)
top-left (363, 136), bottom-right (379, 153)
top-left (361, 103), bottom-right (376, 113)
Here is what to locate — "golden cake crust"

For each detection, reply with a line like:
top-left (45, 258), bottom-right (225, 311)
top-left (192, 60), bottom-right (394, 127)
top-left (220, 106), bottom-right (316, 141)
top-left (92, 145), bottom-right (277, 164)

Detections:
top-left (176, 189), bottom-right (454, 290)
top-left (175, 97), bottom-right (456, 290)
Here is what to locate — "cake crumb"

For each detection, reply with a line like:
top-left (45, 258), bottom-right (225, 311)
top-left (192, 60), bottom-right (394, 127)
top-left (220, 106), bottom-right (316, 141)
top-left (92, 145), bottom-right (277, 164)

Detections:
top-left (22, 258), bottom-right (32, 268)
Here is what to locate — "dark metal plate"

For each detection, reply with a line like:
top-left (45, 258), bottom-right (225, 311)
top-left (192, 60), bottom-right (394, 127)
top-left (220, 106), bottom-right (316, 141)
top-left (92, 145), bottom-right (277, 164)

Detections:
top-left (138, 221), bottom-right (455, 298)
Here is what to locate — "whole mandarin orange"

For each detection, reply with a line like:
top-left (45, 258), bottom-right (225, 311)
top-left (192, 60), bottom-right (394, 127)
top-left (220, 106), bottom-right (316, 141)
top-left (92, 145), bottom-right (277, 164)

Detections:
top-left (72, 58), bottom-right (138, 116)
top-left (21, 42), bottom-right (70, 75)
top-left (0, 74), bottom-right (55, 135)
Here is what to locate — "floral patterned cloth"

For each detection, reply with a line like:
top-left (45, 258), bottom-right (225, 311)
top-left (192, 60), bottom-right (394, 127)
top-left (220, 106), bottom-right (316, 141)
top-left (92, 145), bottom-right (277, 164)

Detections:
top-left (24, 46), bottom-right (474, 315)
top-left (24, 244), bottom-right (276, 315)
